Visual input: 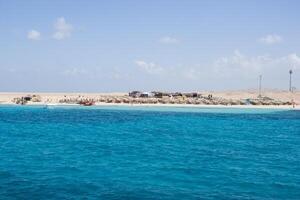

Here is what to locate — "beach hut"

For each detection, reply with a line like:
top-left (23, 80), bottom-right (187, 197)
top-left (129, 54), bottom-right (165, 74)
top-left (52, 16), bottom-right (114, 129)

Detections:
top-left (152, 91), bottom-right (171, 98)
top-left (140, 92), bottom-right (154, 98)
top-left (183, 92), bottom-right (201, 98)
top-left (129, 91), bottom-right (142, 98)
top-left (171, 92), bottom-right (183, 97)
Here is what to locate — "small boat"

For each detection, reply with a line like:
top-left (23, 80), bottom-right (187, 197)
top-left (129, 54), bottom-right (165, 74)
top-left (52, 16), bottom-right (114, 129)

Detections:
top-left (83, 101), bottom-right (95, 106)
top-left (79, 100), bottom-right (95, 106)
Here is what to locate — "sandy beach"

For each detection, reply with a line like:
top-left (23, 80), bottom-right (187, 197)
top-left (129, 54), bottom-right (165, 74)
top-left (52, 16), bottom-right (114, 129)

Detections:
top-left (0, 90), bottom-right (299, 109)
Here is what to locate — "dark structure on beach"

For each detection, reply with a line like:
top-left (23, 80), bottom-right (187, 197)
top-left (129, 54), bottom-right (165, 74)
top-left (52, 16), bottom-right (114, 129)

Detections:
top-left (289, 70), bottom-right (293, 92)
top-left (129, 91), bottom-right (202, 99)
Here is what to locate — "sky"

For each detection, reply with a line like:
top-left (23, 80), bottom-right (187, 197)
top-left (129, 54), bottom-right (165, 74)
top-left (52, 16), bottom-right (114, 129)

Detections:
top-left (0, 0), bottom-right (300, 92)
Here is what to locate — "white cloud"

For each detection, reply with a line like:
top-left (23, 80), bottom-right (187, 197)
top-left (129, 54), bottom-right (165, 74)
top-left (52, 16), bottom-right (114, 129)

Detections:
top-left (62, 68), bottom-right (87, 76)
top-left (107, 67), bottom-right (127, 80)
top-left (134, 52), bottom-right (300, 83)
top-left (182, 68), bottom-right (200, 80)
top-left (27, 30), bottom-right (41, 40)
top-left (159, 36), bottom-right (179, 44)
top-left (259, 34), bottom-right (282, 45)
top-left (213, 50), bottom-right (266, 77)
top-left (286, 54), bottom-right (300, 68)
top-left (53, 17), bottom-right (73, 40)
top-left (213, 50), bottom-right (300, 79)
top-left (135, 60), bottom-right (164, 74)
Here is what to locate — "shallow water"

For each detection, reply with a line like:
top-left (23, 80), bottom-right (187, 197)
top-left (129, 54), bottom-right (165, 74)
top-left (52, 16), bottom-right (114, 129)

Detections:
top-left (0, 105), bottom-right (299, 199)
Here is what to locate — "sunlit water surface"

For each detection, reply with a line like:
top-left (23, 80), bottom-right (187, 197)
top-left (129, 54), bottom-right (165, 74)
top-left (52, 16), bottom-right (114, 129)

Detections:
top-left (0, 105), bottom-right (299, 199)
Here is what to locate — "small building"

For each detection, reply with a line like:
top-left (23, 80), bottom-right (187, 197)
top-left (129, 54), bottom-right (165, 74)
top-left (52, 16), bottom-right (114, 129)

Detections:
top-left (140, 92), bottom-right (154, 98)
top-left (170, 92), bottom-right (183, 97)
top-left (183, 92), bottom-right (201, 98)
top-left (151, 91), bottom-right (168, 98)
top-left (23, 96), bottom-right (32, 101)
top-left (129, 91), bottom-right (155, 98)
top-left (129, 91), bottom-right (142, 98)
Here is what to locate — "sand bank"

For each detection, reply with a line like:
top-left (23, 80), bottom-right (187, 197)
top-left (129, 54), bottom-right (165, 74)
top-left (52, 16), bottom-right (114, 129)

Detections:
top-left (0, 90), bottom-right (299, 110)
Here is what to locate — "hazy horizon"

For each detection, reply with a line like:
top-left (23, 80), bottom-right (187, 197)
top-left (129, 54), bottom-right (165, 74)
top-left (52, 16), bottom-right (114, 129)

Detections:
top-left (1, 0), bottom-right (299, 92)
top-left (0, 88), bottom-right (297, 94)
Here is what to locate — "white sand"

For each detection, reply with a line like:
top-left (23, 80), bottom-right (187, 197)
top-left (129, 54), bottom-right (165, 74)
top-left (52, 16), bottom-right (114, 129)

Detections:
top-left (0, 90), bottom-right (299, 110)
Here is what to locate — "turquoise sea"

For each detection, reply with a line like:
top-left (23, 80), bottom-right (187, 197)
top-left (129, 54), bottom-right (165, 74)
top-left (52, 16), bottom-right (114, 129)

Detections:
top-left (0, 105), bottom-right (299, 199)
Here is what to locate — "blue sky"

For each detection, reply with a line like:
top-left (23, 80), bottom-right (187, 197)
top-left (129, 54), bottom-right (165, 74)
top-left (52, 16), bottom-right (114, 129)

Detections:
top-left (0, 0), bottom-right (299, 92)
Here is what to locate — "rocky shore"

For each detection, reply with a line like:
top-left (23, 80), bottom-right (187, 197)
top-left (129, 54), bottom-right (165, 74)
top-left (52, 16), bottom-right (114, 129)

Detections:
top-left (57, 95), bottom-right (294, 106)
top-left (2, 91), bottom-right (297, 107)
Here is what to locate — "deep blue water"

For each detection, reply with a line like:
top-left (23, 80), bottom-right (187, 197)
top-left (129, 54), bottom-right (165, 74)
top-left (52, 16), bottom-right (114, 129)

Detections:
top-left (0, 105), bottom-right (300, 200)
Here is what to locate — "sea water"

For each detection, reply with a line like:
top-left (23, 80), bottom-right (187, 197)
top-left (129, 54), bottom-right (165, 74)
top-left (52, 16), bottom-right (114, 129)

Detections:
top-left (0, 105), bottom-right (299, 199)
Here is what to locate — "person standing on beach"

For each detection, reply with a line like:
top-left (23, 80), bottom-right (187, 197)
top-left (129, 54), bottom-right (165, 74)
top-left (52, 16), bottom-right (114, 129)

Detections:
top-left (292, 99), bottom-right (295, 108)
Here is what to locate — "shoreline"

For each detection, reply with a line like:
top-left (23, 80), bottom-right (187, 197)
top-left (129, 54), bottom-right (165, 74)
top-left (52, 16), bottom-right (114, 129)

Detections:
top-left (0, 102), bottom-right (298, 110)
top-left (0, 91), bottom-right (299, 110)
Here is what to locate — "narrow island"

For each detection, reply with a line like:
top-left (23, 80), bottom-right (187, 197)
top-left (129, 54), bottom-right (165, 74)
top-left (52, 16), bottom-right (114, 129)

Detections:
top-left (0, 90), bottom-right (298, 109)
